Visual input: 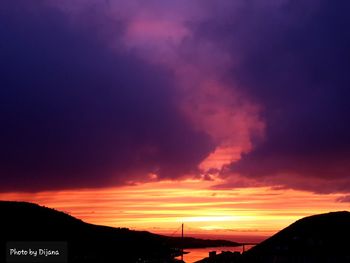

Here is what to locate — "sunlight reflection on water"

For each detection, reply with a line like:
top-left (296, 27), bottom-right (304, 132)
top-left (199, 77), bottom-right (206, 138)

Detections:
top-left (176, 245), bottom-right (255, 263)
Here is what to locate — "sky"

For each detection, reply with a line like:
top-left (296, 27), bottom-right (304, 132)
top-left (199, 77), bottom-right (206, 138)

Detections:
top-left (1, 0), bottom-right (350, 242)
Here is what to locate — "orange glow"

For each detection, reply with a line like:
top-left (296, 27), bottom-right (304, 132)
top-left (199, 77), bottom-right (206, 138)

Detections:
top-left (199, 146), bottom-right (242, 171)
top-left (0, 180), bottom-right (348, 242)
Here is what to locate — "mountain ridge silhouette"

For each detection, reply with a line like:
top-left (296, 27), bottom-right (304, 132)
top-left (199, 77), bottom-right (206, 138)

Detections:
top-left (0, 200), bottom-right (239, 262)
top-left (244, 211), bottom-right (350, 262)
top-left (196, 211), bottom-right (350, 263)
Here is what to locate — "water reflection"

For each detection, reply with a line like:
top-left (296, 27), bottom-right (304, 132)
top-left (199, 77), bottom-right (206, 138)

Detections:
top-left (177, 245), bottom-right (255, 263)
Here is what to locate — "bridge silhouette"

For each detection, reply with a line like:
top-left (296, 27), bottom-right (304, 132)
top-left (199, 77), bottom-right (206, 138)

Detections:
top-left (240, 243), bottom-right (259, 253)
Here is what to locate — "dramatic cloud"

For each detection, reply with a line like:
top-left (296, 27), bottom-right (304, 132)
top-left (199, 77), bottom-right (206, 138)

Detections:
top-left (1, 0), bottom-right (349, 194)
top-left (0, 1), bottom-right (214, 191)
top-left (202, 0), bottom-right (350, 192)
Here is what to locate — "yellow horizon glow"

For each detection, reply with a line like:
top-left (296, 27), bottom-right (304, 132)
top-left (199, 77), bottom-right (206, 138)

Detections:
top-left (0, 179), bottom-right (349, 241)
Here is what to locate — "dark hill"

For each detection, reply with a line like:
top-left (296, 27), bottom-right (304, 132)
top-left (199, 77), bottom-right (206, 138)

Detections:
top-left (245, 211), bottom-right (350, 263)
top-left (0, 201), bottom-right (239, 262)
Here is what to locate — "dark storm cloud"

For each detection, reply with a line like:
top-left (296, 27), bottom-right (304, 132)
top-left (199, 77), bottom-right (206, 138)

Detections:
top-left (198, 0), bottom-right (350, 192)
top-left (0, 1), bottom-right (213, 191)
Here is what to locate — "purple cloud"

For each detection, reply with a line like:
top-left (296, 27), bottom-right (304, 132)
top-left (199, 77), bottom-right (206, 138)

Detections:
top-left (0, 1), bottom-right (214, 191)
top-left (2, 0), bottom-right (350, 195)
top-left (196, 0), bottom-right (350, 192)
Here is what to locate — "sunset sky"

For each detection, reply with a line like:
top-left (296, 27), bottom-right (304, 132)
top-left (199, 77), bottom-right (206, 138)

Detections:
top-left (1, 0), bottom-right (350, 242)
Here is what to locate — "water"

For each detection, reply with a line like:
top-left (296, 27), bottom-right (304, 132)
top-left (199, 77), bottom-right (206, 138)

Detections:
top-left (176, 245), bottom-right (255, 263)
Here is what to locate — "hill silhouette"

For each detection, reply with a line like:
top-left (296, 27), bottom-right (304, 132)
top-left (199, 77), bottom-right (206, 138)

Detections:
top-left (0, 201), bottom-right (239, 262)
top-left (244, 211), bottom-right (350, 263)
top-left (195, 211), bottom-right (350, 263)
